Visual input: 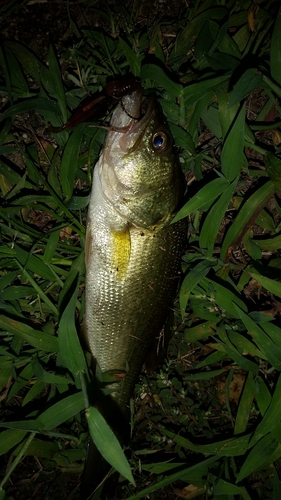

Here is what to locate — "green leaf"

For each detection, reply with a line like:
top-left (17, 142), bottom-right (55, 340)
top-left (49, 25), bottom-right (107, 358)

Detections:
top-left (184, 369), bottom-right (225, 380)
top-left (270, 6), bottom-right (281, 86)
top-left (164, 428), bottom-right (250, 456)
top-left (0, 420), bottom-right (41, 432)
top-left (86, 406), bottom-right (135, 485)
top-left (253, 233), bottom-right (281, 251)
top-left (261, 321), bottom-right (281, 350)
top-left (0, 286), bottom-right (35, 300)
top-left (12, 438), bottom-right (59, 459)
top-left (201, 278), bottom-right (247, 317)
top-left (217, 326), bottom-right (259, 372)
top-left (31, 358), bottom-right (71, 386)
top-left (14, 243), bottom-right (58, 281)
top-left (141, 64), bottom-right (183, 97)
top-left (227, 331), bottom-right (266, 360)
top-left (173, 178), bottom-right (230, 222)
top-left (0, 315), bottom-right (59, 352)
top-left (46, 45), bottom-right (67, 122)
top-left (125, 455), bottom-right (219, 500)
top-left (229, 69), bottom-right (263, 108)
top-left (201, 104), bottom-right (222, 138)
top-left (15, 260), bottom-right (58, 316)
top-left (181, 75), bottom-right (229, 108)
top-left (5, 41), bottom-right (44, 83)
top-left (220, 181), bottom-right (276, 261)
top-left (221, 104), bottom-right (245, 181)
top-left (60, 126), bottom-right (85, 200)
top-left (234, 372), bottom-right (254, 435)
top-left (254, 376), bottom-right (271, 416)
top-left (249, 272), bottom-right (281, 300)
top-left (2, 46), bottom-right (29, 96)
top-left (58, 250), bottom-right (85, 311)
top-left (0, 97), bottom-right (61, 124)
top-left (194, 20), bottom-right (219, 59)
top-left (234, 305), bottom-right (281, 370)
top-left (184, 320), bottom-right (218, 342)
top-left (118, 38), bottom-right (141, 76)
top-left (43, 230), bottom-right (60, 264)
top-left (169, 6), bottom-right (228, 70)
top-left (23, 380), bottom-right (46, 407)
top-left (0, 429), bottom-right (27, 455)
top-left (199, 178), bottom-right (238, 255)
top-left (168, 122), bottom-right (196, 155)
top-left (58, 277), bottom-right (87, 375)
top-left (250, 374), bottom-right (281, 446)
top-left (237, 433), bottom-right (279, 482)
top-left (180, 260), bottom-right (215, 317)
top-left (264, 153), bottom-right (281, 191)
top-left (39, 392), bottom-right (84, 431)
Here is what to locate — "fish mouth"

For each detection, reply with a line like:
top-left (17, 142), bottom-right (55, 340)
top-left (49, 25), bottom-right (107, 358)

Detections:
top-left (117, 93), bottom-right (157, 152)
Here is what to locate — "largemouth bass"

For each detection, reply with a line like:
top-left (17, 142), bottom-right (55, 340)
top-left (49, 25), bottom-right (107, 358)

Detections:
top-left (83, 85), bottom-right (186, 496)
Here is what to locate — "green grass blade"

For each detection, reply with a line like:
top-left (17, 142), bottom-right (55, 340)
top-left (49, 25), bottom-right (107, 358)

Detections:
top-left (234, 372), bottom-right (255, 435)
top-left (5, 41), bottom-right (44, 83)
top-left (39, 392), bottom-right (84, 431)
top-left (228, 69), bottom-right (263, 108)
top-left (237, 433), bottom-right (279, 482)
top-left (270, 6), bottom-right (281, 86)
top-left (58, 277), bottom-right (87, 376)
top-left (164, 428), bottom-right (250, 456)
top-left (249, 272), bottom-right (281, 300)
top-left (184, 320), bottom-right (218, 342)
top-left (2, 45), bottom-right (29, 96)
top-left (173, 178), bottom-right (230, 222)
top-left (181, 75), bottom-right (229, 108)
top-left (141, 64), bottom-right (182, 97)
top-left (47, 44), bottom-right (67, 123)
top-left (118, 38), bottom-right (141, 76)
top-left (0, 315), bottom-right (59, 352)
top-left (0, 429), bottom-right (27, 456)
top-left (254, 376), bottom-right (271, 416)
top-left (0, 97), bottom-right (61, 124)
top-left (87, 406), bottom-right (135, 485)
top-left (199, 178), bottom-right (238, 255)
top-left (180, 260), bottom-right (215, 317)
top-left (221, 104), bottom-right (245, 181)
top-left (60, 126), bottom-right (85, 200)
top-left (58, 250), bottom-right (85, 312)
top-left (31, 358), bottom-right (71, 386)
top-left (125, 455), bottom-right (219, 500)
top-left (220, 180), bottom-right (276, 261)
top-left (43, 230), bottom-right (60, 264)
top-left (216, 329), bottom-right (259, 372)
top-left (250, 374), bottom-right (281, 446)
top-left (253, 233), bottom-right (281, 251)
top-left (234, 305), bottom-right (281, 370)
top-left (15, 260), bottom-right (58, 316)
top-left (228, 331), bottom-right (266, 360)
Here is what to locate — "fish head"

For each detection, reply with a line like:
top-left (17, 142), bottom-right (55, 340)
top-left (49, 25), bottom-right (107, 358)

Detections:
top-left (98, 88), bottom-right (184, 228)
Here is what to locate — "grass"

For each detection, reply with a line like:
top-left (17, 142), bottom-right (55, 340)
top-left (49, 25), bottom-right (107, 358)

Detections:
top-left (1, 0), bottom-right (281, 498)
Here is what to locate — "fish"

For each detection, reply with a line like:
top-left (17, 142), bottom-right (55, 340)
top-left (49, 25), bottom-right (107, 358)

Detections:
top-left (82, 85), bottom-right (186, 498)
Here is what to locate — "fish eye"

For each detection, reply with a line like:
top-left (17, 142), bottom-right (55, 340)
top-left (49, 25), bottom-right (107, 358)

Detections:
top-left (152, 131), bottom-right (169, 152)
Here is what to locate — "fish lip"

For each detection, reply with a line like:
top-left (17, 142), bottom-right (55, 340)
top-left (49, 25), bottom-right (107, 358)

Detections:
top-left (115, 93), bottom-right (157, 153)
top-left (129, 94), bottom-right (156, 130)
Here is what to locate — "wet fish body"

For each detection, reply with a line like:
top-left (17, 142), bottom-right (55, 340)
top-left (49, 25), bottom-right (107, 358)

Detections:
top-left (84, 88), bottom-right (186, 418)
